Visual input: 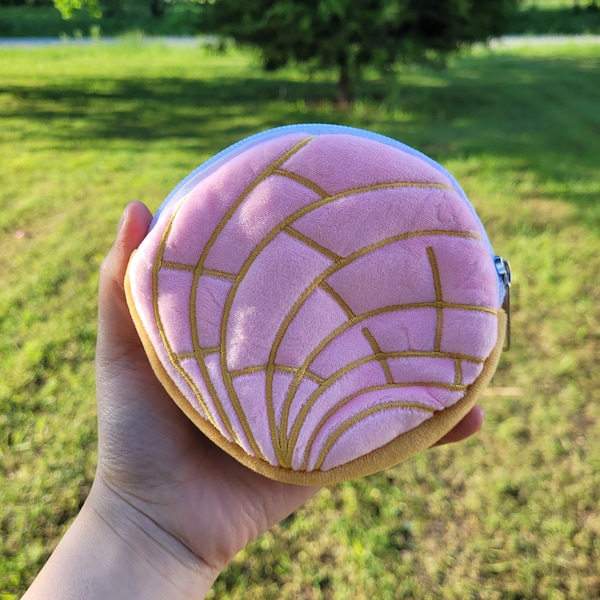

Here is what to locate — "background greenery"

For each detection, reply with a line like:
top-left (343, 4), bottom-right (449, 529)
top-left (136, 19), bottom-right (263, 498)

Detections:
top-left (1, 36), bottom-right (599, 599)
top-left (1, 0), bottom-right (600, 38)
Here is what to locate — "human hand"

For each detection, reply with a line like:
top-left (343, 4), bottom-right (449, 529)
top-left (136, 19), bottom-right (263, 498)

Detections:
top-left (95, 197), bottom-right (485, 564)
top-left (93, 201), bottom-right (321, 586)
top-left (24, 201), bottom-right (484, 599)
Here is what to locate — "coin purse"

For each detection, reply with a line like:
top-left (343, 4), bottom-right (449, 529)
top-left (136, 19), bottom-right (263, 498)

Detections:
top-left (125, 124), bottom-right (510, 485)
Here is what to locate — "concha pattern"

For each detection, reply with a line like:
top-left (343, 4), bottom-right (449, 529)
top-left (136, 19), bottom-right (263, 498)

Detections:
top-left (127, 132), bottom-right (500, 474)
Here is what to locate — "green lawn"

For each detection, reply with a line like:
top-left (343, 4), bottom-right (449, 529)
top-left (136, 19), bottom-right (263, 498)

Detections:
top-left (1, 41), bottom-right (599, 599)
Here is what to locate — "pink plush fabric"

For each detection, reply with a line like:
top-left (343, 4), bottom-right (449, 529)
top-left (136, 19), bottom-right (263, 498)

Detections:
top-left (127, 129), bottom-right (500, 473)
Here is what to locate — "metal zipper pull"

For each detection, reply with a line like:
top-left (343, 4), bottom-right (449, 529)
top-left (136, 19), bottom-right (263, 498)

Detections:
top-left (494, 256), bottom-right (512, 351)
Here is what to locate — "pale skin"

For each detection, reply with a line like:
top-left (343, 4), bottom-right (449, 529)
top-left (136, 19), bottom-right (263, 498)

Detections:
top-left (23, 201), bottom-right (485, 599)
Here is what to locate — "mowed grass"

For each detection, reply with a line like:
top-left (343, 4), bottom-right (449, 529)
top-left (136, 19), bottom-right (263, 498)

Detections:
top-left (1, 40), bottom-right (599, 598)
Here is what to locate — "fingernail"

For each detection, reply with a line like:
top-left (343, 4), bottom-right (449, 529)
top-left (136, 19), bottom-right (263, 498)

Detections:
top-left (116, 206), bottom-right (128, 236)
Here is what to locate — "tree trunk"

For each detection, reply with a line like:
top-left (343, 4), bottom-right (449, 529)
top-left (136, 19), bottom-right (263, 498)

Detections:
top-left (336, 63), bottom-right (353, 106)
top-left (151, 0), bottom-right (167, 17)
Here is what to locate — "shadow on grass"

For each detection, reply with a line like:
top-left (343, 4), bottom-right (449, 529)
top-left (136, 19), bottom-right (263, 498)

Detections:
top-left (1, 74), bottom-right (339, 157)
top-left (2, 50), bottom-right (599, 220)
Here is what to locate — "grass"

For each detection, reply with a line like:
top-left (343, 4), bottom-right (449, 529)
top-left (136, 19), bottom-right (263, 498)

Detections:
top-left (1, 40), bottom-right (599, 598)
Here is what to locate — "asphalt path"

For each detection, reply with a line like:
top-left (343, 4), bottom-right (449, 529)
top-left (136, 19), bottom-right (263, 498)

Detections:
top-left (0, 34), bottom-right (599, 47)
top-left (0, 35), bottom-right (202, 47)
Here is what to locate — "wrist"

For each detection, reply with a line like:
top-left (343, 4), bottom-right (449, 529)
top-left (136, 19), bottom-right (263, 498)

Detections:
top-left (24, 477), bottom-right (220, 600)
top-left (88, 476), bottom-right (220, 598)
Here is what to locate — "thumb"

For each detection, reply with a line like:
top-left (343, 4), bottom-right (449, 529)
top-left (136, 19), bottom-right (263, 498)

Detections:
top-left (97, 201), bottom-right (153, 363)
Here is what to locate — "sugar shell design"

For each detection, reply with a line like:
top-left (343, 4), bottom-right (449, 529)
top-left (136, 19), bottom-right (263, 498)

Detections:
top-left (126, 127), bottom-right (503, 483)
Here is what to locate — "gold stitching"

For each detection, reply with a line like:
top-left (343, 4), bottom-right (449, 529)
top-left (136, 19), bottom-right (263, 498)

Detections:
top-left (454, 358), bottom-right (463, 386)
top-left (152, 202), bottom-right (218, 429)
top-left (202, 346), bottom-right (220, 355)
top-left (276, 232), bottom-right (486, 459)
top-left (212, 137), bottom-right (317, 462)
top-left (229, 364), bottom-right (325, 385)
top-left (273, 168), bottom-right (329, 197)
top-left (313, 400), bottom-right (436, 471)
top-left (160, 261), bottom-right (195, 272)
top-left (300, 384), bottom-right (437, 470)
top-left (282, 301), bottom-right (494, 464)
top-left (426, 247), bottom-right (444, 352)
top-left (319, 281), bottom-right (355, 319)
top-left (285, 351), bottom-right (467, 466)
top-left (203, 269), bottom-right (237, 281)
top-left (362, 328), bottom-right (394, 384)
top-left (159, 261), bottom-right (237, 281)
top-left (285, 226), bottom-right (343, 261)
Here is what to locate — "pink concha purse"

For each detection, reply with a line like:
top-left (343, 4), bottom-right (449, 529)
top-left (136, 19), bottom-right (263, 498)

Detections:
top-left (125, 124), bottom-right (511, 485)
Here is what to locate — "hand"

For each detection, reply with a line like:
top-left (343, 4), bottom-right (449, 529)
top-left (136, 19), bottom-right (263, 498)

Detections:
top-left (95, 199), bottom-right (484, 567)
top-left (24, 201), bottom-right (484, 599)
top-left (94, 201), bottom-right (320, 584)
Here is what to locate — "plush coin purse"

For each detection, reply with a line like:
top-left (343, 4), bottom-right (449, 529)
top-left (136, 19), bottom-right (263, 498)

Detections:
top-left (125, 124), bottom-right (510, 485)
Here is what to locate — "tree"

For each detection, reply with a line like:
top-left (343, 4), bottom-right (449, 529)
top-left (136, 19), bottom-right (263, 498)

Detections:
top-left (52, 0), bottom-right (169, 19)
top-left (200, 0), bottom-right (520, 103)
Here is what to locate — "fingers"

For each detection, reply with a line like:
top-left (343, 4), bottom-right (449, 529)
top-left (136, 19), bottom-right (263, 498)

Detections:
top-left (432, 405), bottom-right (484, 447)
top-left (97, 202), bottom-right (153, 359)
top-left (102, 202), bottom-right (152, 287)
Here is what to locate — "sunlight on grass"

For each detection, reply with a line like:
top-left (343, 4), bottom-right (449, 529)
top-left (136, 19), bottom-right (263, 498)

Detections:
top-left (1, 40), bottom-right (599, 598)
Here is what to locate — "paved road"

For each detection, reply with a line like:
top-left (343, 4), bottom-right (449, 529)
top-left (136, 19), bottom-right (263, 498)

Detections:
top-left (0, 35), bottom-right (205, 47)
top-left (490, 34), bottom-right (600, 46)
top-left (1, 34), bottom-right (599, 48)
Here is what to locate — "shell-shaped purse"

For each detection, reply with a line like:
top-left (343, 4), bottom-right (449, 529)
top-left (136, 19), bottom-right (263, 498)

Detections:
top-left (125, 124), bottom-right (510, 485)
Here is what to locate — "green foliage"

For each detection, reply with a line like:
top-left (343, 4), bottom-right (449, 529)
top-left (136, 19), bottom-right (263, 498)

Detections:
top-left (200, 0), bottom-right (520, 100)
top-left (508, 1), bottom-right (600, 33)
top-left (1, 40), bottom-right (599, 598)
top-left (4, 1), bottom-right (599, 40)
top-left (53, 0), bottom-right (99, 18)
top-left (0, 3), bottom-right (200, 36)
top-left (47, 0), bottom-right (172, 21)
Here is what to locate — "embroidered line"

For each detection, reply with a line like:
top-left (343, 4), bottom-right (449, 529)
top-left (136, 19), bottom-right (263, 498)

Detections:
top-left (454, 358), bottom-right (463, 386)
top-left (175, 347), bottom-right (220, 361)
top-left (319, 281), bottom-right (355, 318)
top-left (203, 269), bottom-right (237, 281)
top-left (152, 202), bottom-right (219, 430)
top-left (312, 400), bottom-right (436, 471)
top-left (285, 226), bottom-right (343, 262)
top-left (160, 261), bottom-right (195, 272)
top-left (230, 364), bottom-right (325, 385)
top-left (160, 261), bottom-right (237, 282)
top-left (362, 328), bottom-right (394, 384)
top-left (273, 168), bottom-right (329, 197)
top-left (284, 352), bottom-right (467, 465)
top-left (274, 232), bottom-right (484, 461)
top-left (300, 384), bottom-right (436, 470)
top-left (210, 137), bottom-right (317, 463)
top-left (426, 246), bottom-right (444, 352)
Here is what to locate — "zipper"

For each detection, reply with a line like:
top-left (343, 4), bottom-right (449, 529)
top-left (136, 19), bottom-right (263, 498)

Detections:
top-left (494, 256), bottom-right (512, 351)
